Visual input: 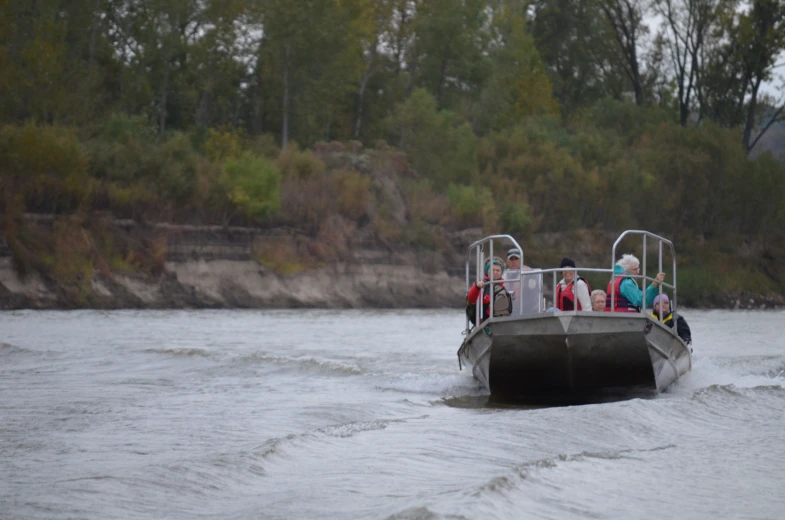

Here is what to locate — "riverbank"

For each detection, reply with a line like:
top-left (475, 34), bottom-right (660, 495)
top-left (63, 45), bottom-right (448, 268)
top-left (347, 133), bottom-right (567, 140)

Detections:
top-left (1, 216), bottom-right (783, 310)
top-left (0, 216), bottom-right (469, 310)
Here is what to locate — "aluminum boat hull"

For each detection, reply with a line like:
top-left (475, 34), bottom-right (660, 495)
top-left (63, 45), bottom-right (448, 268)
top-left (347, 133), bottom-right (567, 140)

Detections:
top-left (458, 313), bottom-right (692, 402)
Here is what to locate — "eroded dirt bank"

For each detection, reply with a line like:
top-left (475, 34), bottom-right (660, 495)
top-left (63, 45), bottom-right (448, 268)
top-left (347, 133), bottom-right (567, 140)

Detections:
top-left (1, 220), bottom-right (783, 310)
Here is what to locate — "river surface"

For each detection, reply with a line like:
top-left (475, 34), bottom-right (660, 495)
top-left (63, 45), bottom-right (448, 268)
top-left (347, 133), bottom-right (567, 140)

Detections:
top-left (1, 309), bottom-right (784, 520)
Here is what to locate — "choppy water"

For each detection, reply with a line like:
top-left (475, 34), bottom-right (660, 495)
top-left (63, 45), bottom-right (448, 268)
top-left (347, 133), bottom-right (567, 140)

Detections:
top-left (1, 309), bottom-right (784, 520)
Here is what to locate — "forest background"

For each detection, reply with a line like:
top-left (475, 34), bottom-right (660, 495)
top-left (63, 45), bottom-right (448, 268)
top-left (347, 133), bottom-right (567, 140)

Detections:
top-left (1, 0), bottom-right (785, 309)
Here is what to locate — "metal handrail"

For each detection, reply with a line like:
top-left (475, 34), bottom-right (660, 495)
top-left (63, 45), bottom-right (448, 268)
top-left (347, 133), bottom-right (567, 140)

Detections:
top-left (610, 230), bottom-right (677, 322)
top-left (465, 235), bottom-right (524, 331)
top-left (463, 230), bottom-right (679, 331)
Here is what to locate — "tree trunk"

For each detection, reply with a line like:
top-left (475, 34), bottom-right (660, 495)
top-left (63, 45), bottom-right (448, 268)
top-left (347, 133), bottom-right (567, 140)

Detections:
top-left (353, 40), bottom-right (378, 139)
top-left (159, 55), bottom-right (171, 134)
top-left (282, 45), bottom-right (291, 149)
top-left (742, 77), bottom-right (761, 154)
top-left (87, 0), bottom-right (101, 75)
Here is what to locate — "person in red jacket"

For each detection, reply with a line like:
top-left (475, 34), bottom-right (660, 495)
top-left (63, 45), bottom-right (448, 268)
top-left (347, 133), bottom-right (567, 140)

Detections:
top-left (466, 257), bottom-right (511, 325)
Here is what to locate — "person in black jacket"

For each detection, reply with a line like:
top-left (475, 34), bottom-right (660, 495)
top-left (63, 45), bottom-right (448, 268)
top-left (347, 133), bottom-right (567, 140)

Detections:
top-left (650, 294), bottom-right (692, 345)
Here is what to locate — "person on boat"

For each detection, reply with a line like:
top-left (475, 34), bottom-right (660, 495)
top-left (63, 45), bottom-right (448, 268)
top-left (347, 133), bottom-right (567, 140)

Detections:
top-left (466, 257), bottom-right (512, 325)
top-left (590, 289), bottom-right (607, 311)
top-left (555, 257), bottom-right (592, 311)
top-left (650, 294), bottom-right (692, 345)
top-left (605, 254), bottom-right (665, 312)
top-left (505, 248), bottom-right (531, 271)
top-left (504, 248), bottom-right (540, 315)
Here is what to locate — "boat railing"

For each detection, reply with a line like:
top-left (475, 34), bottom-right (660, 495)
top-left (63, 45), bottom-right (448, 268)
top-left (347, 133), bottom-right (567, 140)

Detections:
top-left (463, 230), bottom-right (679, 333)
top-left (541, 266), bottom-right (612, 311)
top-left (465, 235), bottom-right (524, 332)
top-left (610, 230), bottom-right (677, 321)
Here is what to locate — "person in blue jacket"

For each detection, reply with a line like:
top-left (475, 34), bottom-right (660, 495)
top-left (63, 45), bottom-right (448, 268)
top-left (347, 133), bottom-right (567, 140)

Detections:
top-left (605, 254), bottom-right (665, 312)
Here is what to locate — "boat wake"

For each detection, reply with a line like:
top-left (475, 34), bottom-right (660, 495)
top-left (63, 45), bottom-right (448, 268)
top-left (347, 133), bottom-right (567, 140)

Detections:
top-left (231, 351), bottom-right (365, 376)
top-left (143, 347), bottom-right (211, 357)
top-left (375, 372), bottom-right (483, 397)
top-left (0, 342), bottom-right (31, 356)
top-left (668, 354), bottom-right (785, 397)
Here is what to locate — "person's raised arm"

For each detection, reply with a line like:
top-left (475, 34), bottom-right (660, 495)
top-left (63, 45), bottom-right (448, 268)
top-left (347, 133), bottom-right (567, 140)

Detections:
top-left (645, 272), bottom-right (666, 307)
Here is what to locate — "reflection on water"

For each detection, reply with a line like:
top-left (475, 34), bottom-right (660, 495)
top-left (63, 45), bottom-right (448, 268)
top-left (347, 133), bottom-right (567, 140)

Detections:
top-left (1, 309), bottom-right (784, 520)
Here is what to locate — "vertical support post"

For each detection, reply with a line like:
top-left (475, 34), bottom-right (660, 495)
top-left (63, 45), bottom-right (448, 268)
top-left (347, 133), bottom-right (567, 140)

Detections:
top-left (477, 248), bottom-right (484, 325)
top-left (489, 240), bottom-right (494, 318)
top-left (658, 240), bottom-right (664, 320)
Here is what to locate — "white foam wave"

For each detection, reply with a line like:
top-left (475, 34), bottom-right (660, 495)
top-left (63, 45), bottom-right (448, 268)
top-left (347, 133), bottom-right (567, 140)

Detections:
top-left (668, 355), bottom-right (785, 397)
top-left (375, 372), bottom-right (484, 397)
top-left (234, 352), bottom-right (364, 375)
top-left (318, 415), bottom-right (429, 438)
top-left (0, 342), bottom-right (30, 355)
top-left (144, 347), bottom-right (211, 357)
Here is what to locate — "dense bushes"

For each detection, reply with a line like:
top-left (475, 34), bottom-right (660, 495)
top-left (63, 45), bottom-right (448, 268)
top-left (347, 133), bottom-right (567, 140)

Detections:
top-left (2, 95), bottom-right (785, 305)
top-left (3, 99), bottom-right (784, 245)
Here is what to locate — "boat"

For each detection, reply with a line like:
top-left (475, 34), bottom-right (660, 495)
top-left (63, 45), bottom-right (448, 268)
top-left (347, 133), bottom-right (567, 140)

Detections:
top-left (457, 230), bottom-right (692, 403)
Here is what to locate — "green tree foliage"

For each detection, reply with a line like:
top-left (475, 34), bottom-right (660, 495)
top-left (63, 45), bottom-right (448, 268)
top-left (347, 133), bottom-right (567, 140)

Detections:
top-left (0, 0), bottom-right (783, 272)
top-left (530, 0), bottom-right (616, 119)
top-left (0, 123), bottom-right (89, 214)
top-left (220, 154), bottom-right (281, 220)
top-left (475, 1), bottom-right (558, 132)
top-left (411, 0), bottom-right (491, 108)
top-left (385, 89), bottom-right (476, 185)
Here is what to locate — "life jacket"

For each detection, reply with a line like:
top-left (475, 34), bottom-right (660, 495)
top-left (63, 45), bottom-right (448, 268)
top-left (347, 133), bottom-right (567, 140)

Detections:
top-left (650, 310), bottom-right (674, 326)
top-left (555, 277), bottom-right (592, 311)
top-left (466, 283), bottom-right (512, 325)
top-left (605, 276), bottom-right (639, 312)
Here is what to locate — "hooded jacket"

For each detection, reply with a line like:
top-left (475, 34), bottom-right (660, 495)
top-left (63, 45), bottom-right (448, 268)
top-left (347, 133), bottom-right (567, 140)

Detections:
top-left (650, 309), bottom-right (692, 343)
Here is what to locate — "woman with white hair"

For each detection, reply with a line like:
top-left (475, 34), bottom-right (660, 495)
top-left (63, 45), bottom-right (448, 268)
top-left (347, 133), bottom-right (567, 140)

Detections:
top-left (606, 254), bottom-right (665, 312)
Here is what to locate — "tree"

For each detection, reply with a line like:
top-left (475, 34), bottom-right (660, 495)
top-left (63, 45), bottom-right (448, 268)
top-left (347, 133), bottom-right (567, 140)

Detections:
top-left (654, 0), bottom-right (728, 125)
top-left (353, 0), bottom-right (395, 139)
top-left (256, 0), bottom-right (369, 147)
top-left (597, 0), bottom-right (651, 105)
top-left (409, 0), bottom-right (492, 109)
top-left (530, 0), bottom-right (614, 118)
top-left (386, 88), bottom-right (476, 185)
top-left (700, 0), bottom-right (785, 153)
top-left (476, 0), bottom-right (558, 131)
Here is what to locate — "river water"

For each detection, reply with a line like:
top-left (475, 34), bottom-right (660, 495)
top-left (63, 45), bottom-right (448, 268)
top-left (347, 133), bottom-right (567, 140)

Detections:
top-left (1, 309), bottom-right (784, 520)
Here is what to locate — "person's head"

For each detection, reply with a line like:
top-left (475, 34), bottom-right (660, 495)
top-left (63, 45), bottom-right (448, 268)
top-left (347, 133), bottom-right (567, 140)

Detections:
top-left (484, 257), bottom-right (505, 280)
top-left (617, 254), bottom-right (640, 275)
top-left (507, 248), bottom-right (521, 270)
top-left (653, 293), bottom-right (670, 314)
top-left (591, 289), bottom-right (606, 311)
top-left (560, 257), bottom-right (576, 283)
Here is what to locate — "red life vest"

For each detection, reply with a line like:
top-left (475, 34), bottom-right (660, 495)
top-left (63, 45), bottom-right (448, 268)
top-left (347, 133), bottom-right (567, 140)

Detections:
top-left (605, 276), bottom-right (639, 312)
top-left (555, 278), bottom-right (591, 311)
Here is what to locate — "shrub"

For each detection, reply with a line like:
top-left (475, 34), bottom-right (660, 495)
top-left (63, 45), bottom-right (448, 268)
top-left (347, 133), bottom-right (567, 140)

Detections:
top-left (204, 126), bottom-right (244, 162)
top-left (446, 184), bottom-right (492, 228)
top-left (404, 179), bottom-right (450, 225)
top-left (333, 168), bottom-right (371, 221)
top-left (99, 114), bottom-right (157, 144)
top-left (500, 201), bottom-right (532, 233)
top-left (277, 144), bottom-right (326, 178)
top-left (0, 123), bottom-right (90, 213)
top-left (150, 133), bottom-right (200, 204)
top-left (220, 153), bottom-right (281, 220)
